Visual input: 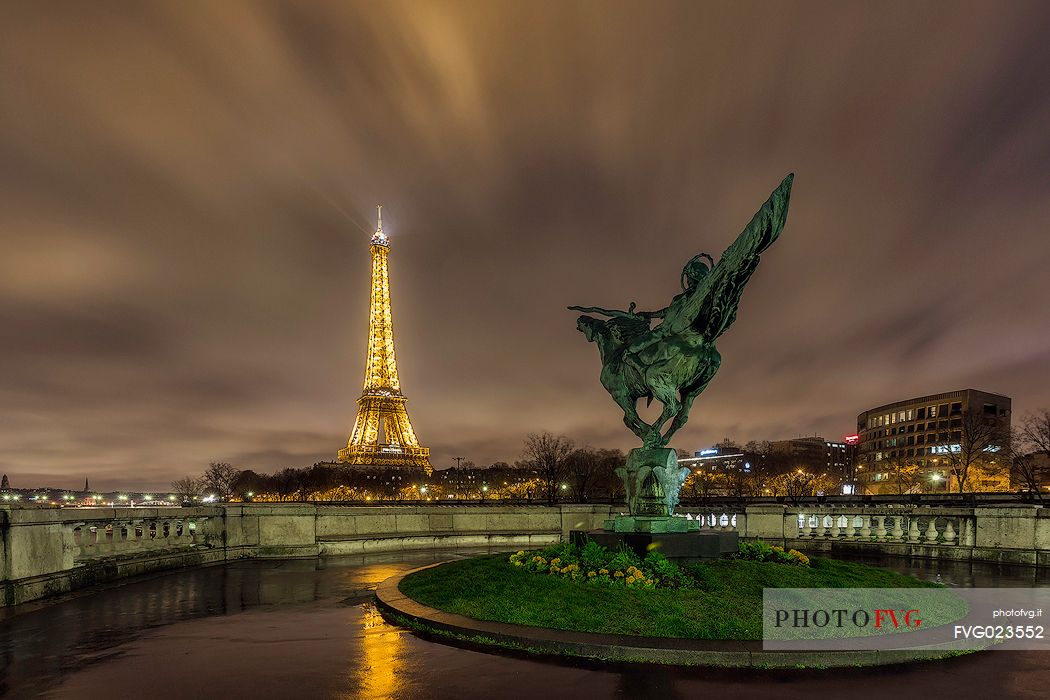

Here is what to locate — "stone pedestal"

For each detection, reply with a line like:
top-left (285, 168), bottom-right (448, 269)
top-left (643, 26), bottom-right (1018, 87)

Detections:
top-left (616, 447), bottom-right (690, 518)
top-left (605, 515), bottom-right (700, 533)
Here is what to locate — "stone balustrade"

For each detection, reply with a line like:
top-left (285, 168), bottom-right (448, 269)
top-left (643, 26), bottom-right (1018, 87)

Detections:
top-left (677, 507), bottom-right (743, 532)
top-left (71, 514), bottom-right (211, 559)
top-left (792, 508), bottom-right (970, 546)
top-left (2, 502), bottom-right (1048, 607)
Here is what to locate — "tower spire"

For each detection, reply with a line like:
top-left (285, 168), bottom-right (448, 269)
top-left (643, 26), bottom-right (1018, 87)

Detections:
top-left (371, 204), bottom-right (388, 246)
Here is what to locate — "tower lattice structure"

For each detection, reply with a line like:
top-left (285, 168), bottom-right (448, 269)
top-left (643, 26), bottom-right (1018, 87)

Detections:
top-left (338, 206), bottom-right (432, 472)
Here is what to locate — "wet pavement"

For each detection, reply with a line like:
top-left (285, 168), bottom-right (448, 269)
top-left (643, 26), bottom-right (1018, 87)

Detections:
top-left (1, 549), bottom-right (1049, 699)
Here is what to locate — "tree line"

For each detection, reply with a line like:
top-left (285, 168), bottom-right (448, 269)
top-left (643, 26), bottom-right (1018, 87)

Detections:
top-left (169, 433), bottom-right (629, 504)
top-left (170, 410), bottom-right (1050, 504)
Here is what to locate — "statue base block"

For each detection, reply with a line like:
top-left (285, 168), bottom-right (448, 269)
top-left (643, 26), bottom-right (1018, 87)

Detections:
top-left (570, 529), bottom-right (738, 562)
top-left (606, 515), bottom-right (700, 533)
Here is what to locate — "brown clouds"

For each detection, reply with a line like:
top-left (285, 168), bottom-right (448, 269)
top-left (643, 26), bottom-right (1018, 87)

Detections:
top-left (2, 1), bottom-right (1050, 489)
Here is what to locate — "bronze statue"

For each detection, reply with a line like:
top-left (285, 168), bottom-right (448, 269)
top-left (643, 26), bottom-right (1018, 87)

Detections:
top-left (569, 175), bottom-right (793, 523)
top-left (570, 174), bottom-right (793, 450)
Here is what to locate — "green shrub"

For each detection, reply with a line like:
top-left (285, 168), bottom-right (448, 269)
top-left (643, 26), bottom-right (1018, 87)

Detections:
top-left (643, 550), bottom-right (693, 589)
top-left (737, 539), bottom-right (810, 566)
top-left (579, 540), bottom-right (608, 570)
top-left (606, 545), bottom-right (638, 573)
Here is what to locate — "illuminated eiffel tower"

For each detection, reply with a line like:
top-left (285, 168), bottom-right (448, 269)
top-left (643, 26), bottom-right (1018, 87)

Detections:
top-left (338, 206), bottom-right (432, 473)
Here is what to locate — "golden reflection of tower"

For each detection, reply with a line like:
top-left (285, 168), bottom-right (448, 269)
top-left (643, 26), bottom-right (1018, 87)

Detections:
top-left (338, 206), bottom-right (432, 473)
top-left (353, 603), bottom-right (403, 699)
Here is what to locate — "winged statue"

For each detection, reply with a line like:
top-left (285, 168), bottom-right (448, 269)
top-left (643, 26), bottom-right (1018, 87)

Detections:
top-left (569, 174), bottom-right (794, 450)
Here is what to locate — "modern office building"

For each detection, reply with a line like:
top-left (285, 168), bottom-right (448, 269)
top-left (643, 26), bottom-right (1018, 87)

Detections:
top-left (855, 389), bottom-right (1011, 492)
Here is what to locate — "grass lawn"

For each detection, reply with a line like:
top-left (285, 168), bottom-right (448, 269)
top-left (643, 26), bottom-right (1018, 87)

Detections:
top-left (398, 554), bottom-right (939, 640)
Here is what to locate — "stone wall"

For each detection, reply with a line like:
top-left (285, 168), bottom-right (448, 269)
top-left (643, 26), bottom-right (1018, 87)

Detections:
top-left (0, 504), bottom-right (613, 606)
top-left (2, 502), bottom-right (1048, 607)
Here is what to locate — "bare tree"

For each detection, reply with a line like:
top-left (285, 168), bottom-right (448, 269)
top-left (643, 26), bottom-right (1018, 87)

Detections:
top-left (565, 447), bottom-right (601, 502)
top-left (202, 462), bottom-right (239, 501)
top-left (1022, 410), bottom-right (1050, 456)
top-left (883, 455), bottom-right (920, 495)
top-left (521, 432), bottom-right (575, 503)
top-left (773, 468), bottom-right (834, 505)
top-left (1016, 412), bottom-right (1050, 500)
top-left (171, 476), bottom-right (204, 504)
top-left (683, 468), bottom-right (718, 499)
top-left (938, 410), bottom-right (1007, 492)
top-left (595, 448), bottom-right (625, 500)
top-left (1005, 435), bottom-right (1042, 501)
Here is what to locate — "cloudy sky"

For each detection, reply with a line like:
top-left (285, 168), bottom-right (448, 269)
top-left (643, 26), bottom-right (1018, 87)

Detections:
top-left (2, 1), bottom-right (1050, 490)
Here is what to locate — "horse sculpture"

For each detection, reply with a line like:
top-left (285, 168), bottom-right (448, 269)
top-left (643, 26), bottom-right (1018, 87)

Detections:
top-left (569, 174), bottom-right (793, 449)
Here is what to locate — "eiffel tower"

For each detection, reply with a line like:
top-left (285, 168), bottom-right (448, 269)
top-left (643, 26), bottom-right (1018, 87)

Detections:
top-left (338, 206), bottom-right (432, 473)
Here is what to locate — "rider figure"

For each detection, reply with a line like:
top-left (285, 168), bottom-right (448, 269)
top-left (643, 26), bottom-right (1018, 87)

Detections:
top-left (569, 252), bottom-right (714, 356)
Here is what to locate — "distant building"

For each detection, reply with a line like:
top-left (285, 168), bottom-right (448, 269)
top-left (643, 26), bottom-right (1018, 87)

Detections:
top-left (856, 389), bottom-right (1011, 493)
top-left (680, 445), bottom-right (749, 473)
top-left (683, 438), bottom-right (853, 480)
top-left (768, 437), bottom-right (852, 475)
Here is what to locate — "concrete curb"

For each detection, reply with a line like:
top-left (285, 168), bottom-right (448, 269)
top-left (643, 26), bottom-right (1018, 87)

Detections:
top-left (375, 561), bottom-right (978, 669)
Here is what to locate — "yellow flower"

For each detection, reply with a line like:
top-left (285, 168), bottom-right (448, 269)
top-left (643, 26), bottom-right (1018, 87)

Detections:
top-left (614, 571), bottom-right (624, 578)
top-left (599, 568), bottom-right (609, 575)
top-left (550, 558), bottom-right (561, 566)
top-left (587, 571), bottom-right (596, 577)
top-left (626, 575), bottom-right (636, 584)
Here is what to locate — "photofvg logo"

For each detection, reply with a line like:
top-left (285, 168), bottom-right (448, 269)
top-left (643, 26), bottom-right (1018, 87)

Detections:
top-left (763, 588), bottom-right (1050, 651)
top-left (773, 607), bottom-right (923, 630)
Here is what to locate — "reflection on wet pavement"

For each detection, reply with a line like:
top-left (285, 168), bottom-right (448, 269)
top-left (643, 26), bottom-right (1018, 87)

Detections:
top-left (0, 549), bottom-right (1047, 699)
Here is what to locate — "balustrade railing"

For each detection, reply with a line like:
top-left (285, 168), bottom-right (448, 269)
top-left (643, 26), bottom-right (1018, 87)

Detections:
top-left (677, 508), bottom-right (743, 532)
top-left (70, 514), bottom-right (210, 561)
top-left (791, 508), bottom-right (972, 547)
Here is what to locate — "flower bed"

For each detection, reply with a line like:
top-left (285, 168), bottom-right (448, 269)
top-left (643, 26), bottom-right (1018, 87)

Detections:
top-left (506, 539), bottom-right (808, 592)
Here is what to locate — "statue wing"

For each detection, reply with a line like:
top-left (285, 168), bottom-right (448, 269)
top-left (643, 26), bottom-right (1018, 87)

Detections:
top-left (668, 173), bottom-right (794, 340)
